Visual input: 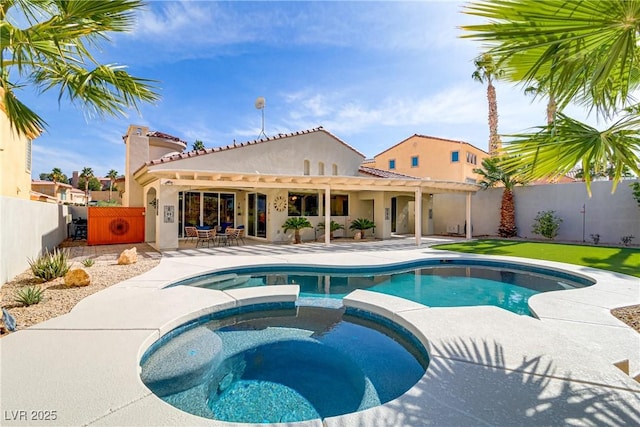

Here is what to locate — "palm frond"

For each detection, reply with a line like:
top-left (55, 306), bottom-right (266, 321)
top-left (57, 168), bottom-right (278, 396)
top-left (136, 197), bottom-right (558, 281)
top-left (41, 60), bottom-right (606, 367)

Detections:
top-left (501, 113), bottom-right (640, 195)
top-left (461, 0), bottom-right (640, 116)
top-left (0, 79), bottom-right (46, 138)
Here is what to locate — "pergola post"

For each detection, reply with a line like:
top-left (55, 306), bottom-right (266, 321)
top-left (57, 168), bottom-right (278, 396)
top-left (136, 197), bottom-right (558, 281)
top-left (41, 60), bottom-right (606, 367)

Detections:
top-left (466, 192), bottom-right (472, 239)
top-left (415, 187), bottom-right (422, 246)
top-left (324, 186), bottom-right (331, 246)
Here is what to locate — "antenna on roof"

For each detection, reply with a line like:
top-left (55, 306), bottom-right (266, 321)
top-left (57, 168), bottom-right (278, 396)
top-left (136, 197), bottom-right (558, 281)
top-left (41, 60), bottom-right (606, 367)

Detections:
top-left (255, 97), bottom-right (267, 139)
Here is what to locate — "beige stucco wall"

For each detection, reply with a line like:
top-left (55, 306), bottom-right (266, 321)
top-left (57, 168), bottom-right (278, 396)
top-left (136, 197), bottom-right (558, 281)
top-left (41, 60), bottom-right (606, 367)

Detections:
top-left (1, 197), bottom-right (69, 284)
top-left (368, 135), bottom-right (488, 183)
top-left (149, 131), bottom-right (365, 177)
top-left (0, 113), bottom-right (32, 199)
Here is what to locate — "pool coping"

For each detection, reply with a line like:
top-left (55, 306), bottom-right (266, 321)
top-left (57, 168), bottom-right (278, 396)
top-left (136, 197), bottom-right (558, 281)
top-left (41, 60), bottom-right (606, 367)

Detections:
top-left (0, 248), bottom-right (639, 426)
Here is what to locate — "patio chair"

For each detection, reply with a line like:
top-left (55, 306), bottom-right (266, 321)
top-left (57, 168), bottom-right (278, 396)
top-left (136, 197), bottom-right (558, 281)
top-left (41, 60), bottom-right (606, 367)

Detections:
top-left (184, 226), bottom-right (198, 243)
top-left (196, 228), bottom-right (215, 248)
top-left (230, 227), bottom-right (245, 245)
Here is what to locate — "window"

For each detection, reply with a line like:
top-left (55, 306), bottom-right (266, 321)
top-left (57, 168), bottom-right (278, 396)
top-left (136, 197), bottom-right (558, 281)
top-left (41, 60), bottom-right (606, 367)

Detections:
top-left (25, 139), bottom-right (32, 172)
top-left (411, 156), bottom-right (419, 167)
top-left (318, 162), bottom-right (325, 175)
top-left (465, 177), bottom-right (477, 184)
top-left (330, 194), bottom-right (349, 216)
top-left (451, 151), bottom-right (459, 162)
top-left (466, 152), bottom-right (477, 165)
top-left (389, 159), bottom-right (396, 170)
top-left (288, 192), bottom-right (318, 216)
top-left (303, 160), bottom-right (310, 175)
top-left (332, 164), bottom-right (338, 175)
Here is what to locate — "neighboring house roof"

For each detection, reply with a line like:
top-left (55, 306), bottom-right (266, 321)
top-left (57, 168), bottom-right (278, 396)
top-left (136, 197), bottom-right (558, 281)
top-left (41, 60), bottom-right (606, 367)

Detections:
top-left (358, 166), bottom-right (419, 179)
top-left (30, 190), bottom-right (57, 203)
top-left (31, 180), bottom-right (72, 188)
top-left (140, 127), bottom-right (365, 170)
top-left (372, 134), bottom-right (489, 158)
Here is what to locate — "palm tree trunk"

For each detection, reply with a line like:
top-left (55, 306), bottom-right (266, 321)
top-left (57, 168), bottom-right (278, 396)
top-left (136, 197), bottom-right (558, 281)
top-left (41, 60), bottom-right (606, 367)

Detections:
top-left (487, 82), bottom-right (501, 157)
top-left (294, 229), bottom-right (301, 244)
top-left (498, 188), bottom-right (517, 237)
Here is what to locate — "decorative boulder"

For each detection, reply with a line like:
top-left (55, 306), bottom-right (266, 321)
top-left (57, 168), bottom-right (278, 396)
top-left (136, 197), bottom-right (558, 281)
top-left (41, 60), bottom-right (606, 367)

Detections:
top-left (118, 247), bottom-right (137, 265)
top-left (65, 268), bottom-right (91, 287)
top-left (353, 231), bottom-right (362, 240)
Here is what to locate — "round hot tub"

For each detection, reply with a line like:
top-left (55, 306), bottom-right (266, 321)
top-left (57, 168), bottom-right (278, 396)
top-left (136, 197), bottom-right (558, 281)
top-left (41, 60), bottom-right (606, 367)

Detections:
top-left (140, 303), bottom-right (429, 423)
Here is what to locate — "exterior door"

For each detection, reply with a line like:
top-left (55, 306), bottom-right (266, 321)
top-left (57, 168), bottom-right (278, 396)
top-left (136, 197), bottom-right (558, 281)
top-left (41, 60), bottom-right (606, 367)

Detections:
top-left (248, 193), bottom-right (267, 238)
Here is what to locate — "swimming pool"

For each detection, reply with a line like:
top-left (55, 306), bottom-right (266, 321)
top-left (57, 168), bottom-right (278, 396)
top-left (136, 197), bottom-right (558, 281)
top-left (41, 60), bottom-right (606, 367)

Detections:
top-left (171, 259), bottom-right (594, 316)
top-left (140, 304), bottom-right (429, 423)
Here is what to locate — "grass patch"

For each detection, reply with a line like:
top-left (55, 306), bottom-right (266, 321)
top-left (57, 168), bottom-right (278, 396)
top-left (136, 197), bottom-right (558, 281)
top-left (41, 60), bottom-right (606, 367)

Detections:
top-left (432, 239), bottom-right (640, 278)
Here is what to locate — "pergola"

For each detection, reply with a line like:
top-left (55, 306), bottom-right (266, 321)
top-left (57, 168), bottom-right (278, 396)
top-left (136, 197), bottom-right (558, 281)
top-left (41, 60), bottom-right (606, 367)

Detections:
top-left (135, 166), bottom-right (480, 246)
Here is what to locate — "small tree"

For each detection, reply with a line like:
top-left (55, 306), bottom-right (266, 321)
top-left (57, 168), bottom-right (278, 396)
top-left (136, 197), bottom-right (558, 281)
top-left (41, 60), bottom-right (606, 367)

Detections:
top-left (282, 217), bottom-right (313, 244)
top-left (317, 220), bottom-right (345, 239)
top-left (192, 140), bottom-right (205, 150)
top-left (531, 210), bottom-right (562, 240)
top-left (349, 218), bottom-right (376, 238)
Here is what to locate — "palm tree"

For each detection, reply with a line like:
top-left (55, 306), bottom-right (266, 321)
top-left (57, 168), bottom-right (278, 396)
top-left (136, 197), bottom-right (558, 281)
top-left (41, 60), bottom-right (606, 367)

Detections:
top-left (0, 0), bottom-right (160, 139)
top-left (80, 167), bottom-right (94, 204)
top-left (192, 140), bottom-right (205, 150)
top-left (349, 218), bottom-right (376, 238)
top-left (282, 217), bottom-right (313, 244)
top-left (107, 169), bottom-right (119, 202)
top-left (462, 0), bottom-right (640, 193)
top-left (50, 167), bottom-right (65, 184)
top-left (317, 220), bottom-right (345, 239)
top-left (474, 157), bottom-right (525, 238)
top-left (472, 53), bottom-right (503, 157)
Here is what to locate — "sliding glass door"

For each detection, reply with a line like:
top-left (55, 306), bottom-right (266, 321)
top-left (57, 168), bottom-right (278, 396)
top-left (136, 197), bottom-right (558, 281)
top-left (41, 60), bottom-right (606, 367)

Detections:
top-left (248, 193), bottom-right (267, 238)
top-left (178, 191), bottom-right (235, 237)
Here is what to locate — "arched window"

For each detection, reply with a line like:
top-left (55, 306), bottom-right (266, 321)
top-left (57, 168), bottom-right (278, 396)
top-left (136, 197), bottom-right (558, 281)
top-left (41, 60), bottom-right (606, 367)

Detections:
top-left (318, 162), bottom-right (325, 175)
top-left (332, 164), bottom-right (338, 175)
top-left (304, 160), bottom-right (310, 175)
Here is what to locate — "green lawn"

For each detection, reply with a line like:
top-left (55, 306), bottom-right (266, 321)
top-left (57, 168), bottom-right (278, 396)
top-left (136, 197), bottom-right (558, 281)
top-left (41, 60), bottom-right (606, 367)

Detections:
top-left (432, 239), bottom-right (640, 278)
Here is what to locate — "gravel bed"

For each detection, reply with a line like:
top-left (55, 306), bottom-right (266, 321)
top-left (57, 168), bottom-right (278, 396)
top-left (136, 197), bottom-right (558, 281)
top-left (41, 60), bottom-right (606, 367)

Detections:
top-left (1, 243), bottom-right (161, 335)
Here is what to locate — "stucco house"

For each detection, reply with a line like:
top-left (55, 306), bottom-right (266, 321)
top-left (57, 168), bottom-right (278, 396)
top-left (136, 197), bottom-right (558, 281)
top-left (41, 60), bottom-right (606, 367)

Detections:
top-left (0, 112), bottom-right (34, 200)
top-left (363, 134), bottom-right (489, 184)
top-left (123, 125), bottom-right (480, 250)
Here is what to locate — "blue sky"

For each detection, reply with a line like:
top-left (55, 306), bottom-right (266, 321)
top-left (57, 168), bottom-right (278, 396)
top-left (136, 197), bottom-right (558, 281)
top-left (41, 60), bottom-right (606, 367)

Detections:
top-left (24, 0), bottom-right (594, 179)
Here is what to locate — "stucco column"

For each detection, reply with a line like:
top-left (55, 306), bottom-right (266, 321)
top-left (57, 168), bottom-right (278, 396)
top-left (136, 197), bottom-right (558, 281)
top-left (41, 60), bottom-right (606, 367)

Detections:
top-left (466, 192), bottom-right (472, 239)
top-left (415, 187), bottom-right (422, 246)
top-left (324, 186), bottom-right (331, 246)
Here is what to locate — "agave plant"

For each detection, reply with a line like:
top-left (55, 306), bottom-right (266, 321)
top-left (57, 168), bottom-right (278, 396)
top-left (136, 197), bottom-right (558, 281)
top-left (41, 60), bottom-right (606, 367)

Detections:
top-left (349, 218), bottom-right (376, 238)
top-left (282, 217), bottom-right (313, 244)
top-left (317, 220), bottom-right (345, 239)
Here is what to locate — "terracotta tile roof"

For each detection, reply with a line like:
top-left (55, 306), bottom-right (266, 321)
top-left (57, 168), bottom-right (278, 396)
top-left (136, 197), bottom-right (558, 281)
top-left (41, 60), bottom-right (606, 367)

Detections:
top-left (358, 166), bottom-right (419, 179)
top-left (31, 180), bottom-right (72, 188)
top-left (146, 131), bottom-right (187, 146)
top-left (145, 127), bottom-right (364, 167)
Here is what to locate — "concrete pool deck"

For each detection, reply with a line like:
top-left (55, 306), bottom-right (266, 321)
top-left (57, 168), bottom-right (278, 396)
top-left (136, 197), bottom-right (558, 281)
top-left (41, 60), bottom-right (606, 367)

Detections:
top-left (1, 238), bottom-right (639, 426)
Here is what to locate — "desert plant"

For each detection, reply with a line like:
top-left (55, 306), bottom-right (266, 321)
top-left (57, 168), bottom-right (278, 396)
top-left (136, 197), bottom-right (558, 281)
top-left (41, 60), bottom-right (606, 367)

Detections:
top-left (282, 217), bottom-right (313, 244)
top-left (82, 258), bottom-right (95, 267)
top-left (317, 220), bottom-right (345, 239)
top-left (14, 286), bottom-right (44, 307)
top-left (349, 218), bottom-right (376, 238)
top-left (531, 210), bottom-right (562, 240)
top-left (28, 248), bottom-right (70, 281)
top-left (621, 235), bottom-right (635, 246)
top-left (590, 234), bottom-right (600, 245)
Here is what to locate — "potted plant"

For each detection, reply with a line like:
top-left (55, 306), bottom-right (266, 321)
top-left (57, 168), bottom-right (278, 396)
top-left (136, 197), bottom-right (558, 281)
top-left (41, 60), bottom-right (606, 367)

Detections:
top-left (317, 220), bottom-right (345, 239)
top-left (282, 217), bottom-right (313, 244)
top-left (349, 218), bottom-right (376, 239)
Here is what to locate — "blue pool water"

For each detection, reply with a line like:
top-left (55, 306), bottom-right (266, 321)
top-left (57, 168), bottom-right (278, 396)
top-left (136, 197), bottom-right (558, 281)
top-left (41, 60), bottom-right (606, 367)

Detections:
top-left (173, 260), bottom-right (593, 316)
top-left (140, 305), bottom-right (428, 423)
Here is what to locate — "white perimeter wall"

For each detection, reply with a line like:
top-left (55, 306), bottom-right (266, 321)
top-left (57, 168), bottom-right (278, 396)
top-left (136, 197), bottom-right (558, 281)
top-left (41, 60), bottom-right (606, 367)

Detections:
top-left (433, 179), bottom-right (640, 246)
top-left (0, 197), bottom-right (70, 285)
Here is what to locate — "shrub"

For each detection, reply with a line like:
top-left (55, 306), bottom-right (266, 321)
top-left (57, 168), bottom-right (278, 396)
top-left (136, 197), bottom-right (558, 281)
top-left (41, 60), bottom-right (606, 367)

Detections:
top-left (531, 210), bottom-right (562, 240)
top-left (28, 248), bottom-right (70, 281)
top-left (14, 286), bottom-right (44, 307)
top-left (317, 220), bottom-right (345, 238)
top-left (590, 233), bottom-right (600, 245)
top-left (349, 218), bottom-right (376, 235)
top-left (632, 182), bottom-right (640, 207)
top-left (282, 217), bottom-right (313, 244)
top-left (621, 235), bottom-right (635, 246)
top-left (81, 258), bottom-right (95, 267)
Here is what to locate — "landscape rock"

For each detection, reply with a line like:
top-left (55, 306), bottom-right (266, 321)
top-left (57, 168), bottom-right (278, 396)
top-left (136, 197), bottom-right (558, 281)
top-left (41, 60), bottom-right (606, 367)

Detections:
top-left (118, 247), bottom-right (138, 265)
top-left (64, 268), bottom-right (91, 287)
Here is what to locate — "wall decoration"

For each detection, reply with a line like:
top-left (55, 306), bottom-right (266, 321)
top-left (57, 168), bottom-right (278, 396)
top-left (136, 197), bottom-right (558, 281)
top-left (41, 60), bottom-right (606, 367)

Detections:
top-left (164, 205), bottom-right (175, 223)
